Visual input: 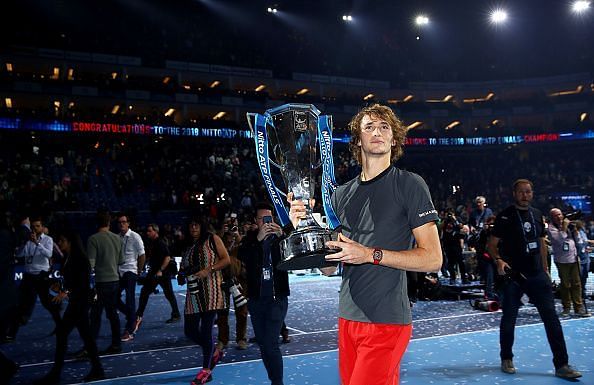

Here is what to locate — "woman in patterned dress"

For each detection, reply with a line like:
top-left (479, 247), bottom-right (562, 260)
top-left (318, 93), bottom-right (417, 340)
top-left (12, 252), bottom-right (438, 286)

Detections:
top-left (181, 218), bottom-right (230, 384)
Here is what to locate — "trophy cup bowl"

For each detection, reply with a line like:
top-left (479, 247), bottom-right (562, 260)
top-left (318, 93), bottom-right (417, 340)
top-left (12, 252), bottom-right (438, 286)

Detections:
top-left (248, 103), bottom-right (339, 271)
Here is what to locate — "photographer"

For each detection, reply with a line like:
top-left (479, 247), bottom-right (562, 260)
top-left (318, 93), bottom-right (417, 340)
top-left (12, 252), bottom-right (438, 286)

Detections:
top-left (475, 215), bottom-right (497, 299)
top-left (441, 210), bottom-right (467, 284)
top-left (487, 179), bottom-right (581, 379)
top-left (7, 217), bottom-right (61, 340)
top-left (547, 209), bottom-right (589, 317)
top-left (575, 221), bottom-right (594, 300)
top-left (215, 222), bottom-right (249, 351)
top-left (238, 202), bottom-right (289, 385)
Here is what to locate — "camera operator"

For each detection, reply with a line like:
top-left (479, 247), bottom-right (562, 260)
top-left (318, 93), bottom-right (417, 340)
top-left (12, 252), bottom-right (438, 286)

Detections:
top-left (487, 179), bottom-right (582, 379)
top-left (547, 208), bottom-right (589, 317)
top-left (441, 210), bottom-right (467, 284)
top-left (7, 216), bottom-right (61, 340)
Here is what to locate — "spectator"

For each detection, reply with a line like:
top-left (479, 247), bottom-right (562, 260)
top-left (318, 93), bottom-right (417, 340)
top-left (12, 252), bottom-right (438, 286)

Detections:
top-left (134, 223), bottom-right (181, 332)
top-left (88, 210), bottom-right (124, 355)
top-left (33, 230), bottom-right (104, 384)
top-left (180, 218), bottom-right (230, 384)
top-left (116, 214), bottom-right (146, 342)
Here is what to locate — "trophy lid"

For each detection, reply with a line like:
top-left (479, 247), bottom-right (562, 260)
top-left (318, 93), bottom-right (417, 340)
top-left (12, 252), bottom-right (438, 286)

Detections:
top-left (266, 103), bottom-right (321, 118)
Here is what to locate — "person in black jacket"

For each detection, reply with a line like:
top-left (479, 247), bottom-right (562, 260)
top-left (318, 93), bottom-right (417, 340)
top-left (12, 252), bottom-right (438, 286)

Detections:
top-left (33, 230), bottom-right (104, 385)
top-left (238, 202), bottom-right (290, 385)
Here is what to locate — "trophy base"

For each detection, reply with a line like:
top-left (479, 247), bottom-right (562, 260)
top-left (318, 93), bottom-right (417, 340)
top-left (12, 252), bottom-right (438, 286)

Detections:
top-left (278, 227), bottom-right (338, 271)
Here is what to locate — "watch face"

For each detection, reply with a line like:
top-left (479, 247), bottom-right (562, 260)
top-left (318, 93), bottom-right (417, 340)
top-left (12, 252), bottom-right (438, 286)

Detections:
top-left (373, 249), bottom-right (382, 261)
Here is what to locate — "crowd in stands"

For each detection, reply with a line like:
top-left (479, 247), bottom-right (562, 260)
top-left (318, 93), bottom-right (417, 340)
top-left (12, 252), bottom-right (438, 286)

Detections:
top-left (1, 131), bottom-right (593, 229)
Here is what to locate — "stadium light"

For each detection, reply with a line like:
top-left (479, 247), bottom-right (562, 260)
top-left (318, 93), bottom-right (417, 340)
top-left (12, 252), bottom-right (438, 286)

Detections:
top-left (490, 8), bottom-right (508, 24)
top-left (164, 108), bottom-right (175, 117)
top-left (111, 105), bottom-right (120, 114)
top-left (445, 120), bottom-right (461, 130)
top-left (580, 112), bottom-right (588, 122)
top-left (255, 84), bottom-right (266, 92)
top-left (5, 63), bottom-right (12, 72)
top-left (5, 97), bottom-right (12, 108)
top-left (572, 0), bottom-right (591, 13)
top-left (342, 15), bottom-right (353, 22)
top-left (407, 121), bottom-right (423, 130)
top-left (297, 88), bottom-right (309, 95)
top-left (363, 93), bottom-right (374, 101)
top-left (213, 111), bottom-right (226, 120)
top-left (267, 7), bottom-right (278, 14)
top-left (415, 15), bottom-right (430, 26)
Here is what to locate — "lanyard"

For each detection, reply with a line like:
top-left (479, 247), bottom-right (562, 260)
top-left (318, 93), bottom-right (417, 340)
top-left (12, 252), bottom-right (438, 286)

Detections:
top-left (515, 208), bottom-right (537, 246)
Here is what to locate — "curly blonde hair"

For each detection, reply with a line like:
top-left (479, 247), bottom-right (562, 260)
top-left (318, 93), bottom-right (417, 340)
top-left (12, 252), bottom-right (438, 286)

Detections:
top-left (348, 104), bottom-right (408, 165)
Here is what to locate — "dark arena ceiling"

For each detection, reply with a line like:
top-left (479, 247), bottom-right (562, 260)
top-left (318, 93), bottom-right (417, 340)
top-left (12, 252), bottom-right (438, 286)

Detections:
top-left (6, 0), bottom-right (594, 84)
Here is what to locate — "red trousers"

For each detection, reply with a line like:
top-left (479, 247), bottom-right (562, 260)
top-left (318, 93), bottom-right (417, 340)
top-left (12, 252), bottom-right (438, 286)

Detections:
top-left (338, 317), bottom-right (412, 385)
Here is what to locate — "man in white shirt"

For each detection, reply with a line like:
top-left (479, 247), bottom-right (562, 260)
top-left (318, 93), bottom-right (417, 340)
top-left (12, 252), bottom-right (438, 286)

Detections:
top-left (7, 217), bottom-right (61, 339)
top-left (116, 214), bottom-right (145, 342)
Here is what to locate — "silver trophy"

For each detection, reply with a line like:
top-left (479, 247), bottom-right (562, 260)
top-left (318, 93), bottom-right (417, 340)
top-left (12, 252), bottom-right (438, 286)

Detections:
top-left (247, 104), bottom-right (341, 271)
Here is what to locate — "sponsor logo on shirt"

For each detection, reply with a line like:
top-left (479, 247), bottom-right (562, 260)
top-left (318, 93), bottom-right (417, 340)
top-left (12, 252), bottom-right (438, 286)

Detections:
top-left (418, 209), bottom-right (438, 218)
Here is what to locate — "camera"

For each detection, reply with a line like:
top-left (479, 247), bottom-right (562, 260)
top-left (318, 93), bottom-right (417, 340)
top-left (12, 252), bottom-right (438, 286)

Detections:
top-left (263, 215), bottom-right (272, 224)
top-left (503, 266), bottom-right (527, 284)
top-left (230, 282), bottom-right (247, 307)
top-left (186, 274), bottom-right (201, 295)
top-left (564, 210), bottom-right (582, 221)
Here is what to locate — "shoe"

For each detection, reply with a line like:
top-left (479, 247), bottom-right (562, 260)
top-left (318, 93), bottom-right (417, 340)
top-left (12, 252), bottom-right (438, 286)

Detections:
top-left (236, 340), bottom-right (248, 350)
top-left (121, 331), bottom-right (134, 342)
top-left (501, 359), bottom-right (516, 374)
top-left (166, 315), bottom-right (181, 323)
top-left (281, 332), bottom-right (291, 344)
top-left (209, 349), bottom-right (224, 370)
top-left (32, 369), bottom-right (60, 385)
top-left (1, 335), bottom-right (15, 344)
top-left (191, 369), bottom-right (212, 384)
top-left (74, 349), bottom-right (89, 360)
top-left (132, 316), bottom-right (143, 334)
top-left (555, 364), bottom-right (582, 379)
top-left (83, 367), bottom-right (106, 382)
top-left (215, 341), bottom-right (227, 351)
top-left (559, 309), bottom-right (570, 317)
top-left (100, 345), bottom-right (122, 355)
top-left (576, 310), bottom-right (592, 318)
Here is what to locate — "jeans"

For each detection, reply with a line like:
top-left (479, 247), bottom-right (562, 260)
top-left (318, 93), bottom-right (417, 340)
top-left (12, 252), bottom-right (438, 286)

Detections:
top-left (579, 261), bottom-right (590, 300)
top-left (136, 275), bottom-right (180, 318)
top-left (117, 271), bottom-right (138, 334)
top-left (478, 258), bottom-right (495, 299)
top-left (90, 281), bottom-right (121, 348)
top-left (248, 296), bottom-right (288, 385)
top-left (499, 271), bottom-right (568, 369)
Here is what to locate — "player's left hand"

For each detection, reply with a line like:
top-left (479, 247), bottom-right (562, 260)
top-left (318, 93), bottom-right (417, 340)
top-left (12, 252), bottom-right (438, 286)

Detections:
top-left (325, 233), bottom-right (371, 265)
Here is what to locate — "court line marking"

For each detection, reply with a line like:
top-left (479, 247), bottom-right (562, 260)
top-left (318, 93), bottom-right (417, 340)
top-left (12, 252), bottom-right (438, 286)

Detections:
top-left (18, 305), bottom-right (569, 369)
top-left (65, 317), bottom-right (592, 385)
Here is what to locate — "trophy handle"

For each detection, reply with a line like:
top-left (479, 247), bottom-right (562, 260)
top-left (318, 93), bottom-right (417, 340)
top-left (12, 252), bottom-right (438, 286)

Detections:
top-left (247, 111), bottom-right (291, 227)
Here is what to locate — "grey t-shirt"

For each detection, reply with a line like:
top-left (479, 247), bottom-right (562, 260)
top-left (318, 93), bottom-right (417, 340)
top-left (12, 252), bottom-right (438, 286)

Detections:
top-left (332, 166), bottom-right (439, 324)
